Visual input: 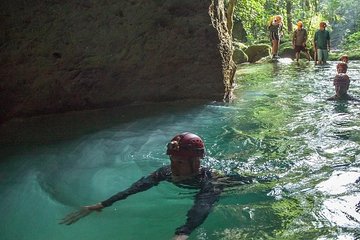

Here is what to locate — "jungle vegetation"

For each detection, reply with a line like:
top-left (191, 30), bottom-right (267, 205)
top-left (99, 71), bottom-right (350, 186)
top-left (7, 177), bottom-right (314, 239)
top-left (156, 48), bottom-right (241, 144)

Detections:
top-left (229, 0), bottom-right (360, 59)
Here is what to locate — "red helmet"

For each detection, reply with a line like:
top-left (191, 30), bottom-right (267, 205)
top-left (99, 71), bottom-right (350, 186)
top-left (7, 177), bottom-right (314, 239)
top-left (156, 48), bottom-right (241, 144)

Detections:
top-left (166, 132), bottom-right (205, 158)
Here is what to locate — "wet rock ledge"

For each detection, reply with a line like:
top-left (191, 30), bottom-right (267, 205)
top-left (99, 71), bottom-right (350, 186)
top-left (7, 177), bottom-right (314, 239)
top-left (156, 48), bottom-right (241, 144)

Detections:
top-left (0, 0), bottom-right (235, 123)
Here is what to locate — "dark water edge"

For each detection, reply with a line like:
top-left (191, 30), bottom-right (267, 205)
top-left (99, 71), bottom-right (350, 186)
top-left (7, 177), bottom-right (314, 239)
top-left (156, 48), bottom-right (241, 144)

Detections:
top-left (0, 100), bottom-right (214, 158)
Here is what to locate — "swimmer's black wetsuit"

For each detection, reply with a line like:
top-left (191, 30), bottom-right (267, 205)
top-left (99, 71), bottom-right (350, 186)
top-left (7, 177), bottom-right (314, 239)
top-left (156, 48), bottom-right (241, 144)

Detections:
top-left (100, 165), bottom-right (254, 236)
top-left (326, 94), bottom-right (359, 101)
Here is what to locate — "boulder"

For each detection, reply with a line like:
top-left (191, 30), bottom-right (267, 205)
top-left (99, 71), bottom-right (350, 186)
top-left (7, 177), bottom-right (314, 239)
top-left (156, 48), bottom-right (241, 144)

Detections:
top-left (233, 41), bottom-right (248, 51)
top-left (233, 48), bottom-right (248, 64)
top-left (280, 47), bottom-right (296, 59)
top-left (244, 44), bottom-right (271, 63)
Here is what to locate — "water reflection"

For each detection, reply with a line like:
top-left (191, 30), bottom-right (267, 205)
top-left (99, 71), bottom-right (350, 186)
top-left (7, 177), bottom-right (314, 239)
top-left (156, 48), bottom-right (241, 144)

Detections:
top-left (316, 170), bottom-right (360, 229)
top-left (0, 61), bottom-right (360, 239)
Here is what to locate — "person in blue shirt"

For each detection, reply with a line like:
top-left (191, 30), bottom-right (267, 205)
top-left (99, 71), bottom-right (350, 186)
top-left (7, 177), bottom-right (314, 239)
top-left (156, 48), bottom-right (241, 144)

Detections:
top-left (60, 132), bottom-right (259, 240)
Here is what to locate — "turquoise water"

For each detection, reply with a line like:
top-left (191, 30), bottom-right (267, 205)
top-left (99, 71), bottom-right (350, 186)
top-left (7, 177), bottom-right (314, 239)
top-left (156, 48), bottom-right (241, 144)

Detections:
top-left (1, 60), bottom-right (360, 240)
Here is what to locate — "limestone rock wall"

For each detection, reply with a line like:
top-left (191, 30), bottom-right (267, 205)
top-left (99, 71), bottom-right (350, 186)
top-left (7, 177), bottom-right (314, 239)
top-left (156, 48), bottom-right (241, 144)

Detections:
top-left (0, 0), bottom-right (235, 123)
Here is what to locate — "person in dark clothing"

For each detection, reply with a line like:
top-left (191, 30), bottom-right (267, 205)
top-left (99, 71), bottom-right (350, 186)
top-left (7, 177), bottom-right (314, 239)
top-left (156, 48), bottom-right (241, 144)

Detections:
top-left (292, 21), bottom-right (311, 62)
top-left (327, 62), bottom-right (357, 101)
top-left (268, 15), bottom-right (283, 59)
top-left (60, 132), bottom-right (257, 240)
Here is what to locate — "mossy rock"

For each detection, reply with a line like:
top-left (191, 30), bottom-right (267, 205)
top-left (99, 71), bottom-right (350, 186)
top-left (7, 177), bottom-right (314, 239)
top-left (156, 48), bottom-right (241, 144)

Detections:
top-left (329, 52), bottom-right (342, 61)
top-left (233, 48), bottom-right (248, 64)
top-left (256, 39), bottom-right (271, 44)
top-left (347, 50), bottom-right (360, 60)
top-left (279, 47), bottom-right (295, 59)
top-left (279, 47), bottom-right (312, 60)
top-left (308, 48), bottom-right (360, 61)
top-left (233, 41), bottom-right (248, 51)
top-left (244, 44), bottom-right (271, 63)
top-left (279, 41), bottom-right (292, 51)
top-left (328, 50), bottom-right (360, 61)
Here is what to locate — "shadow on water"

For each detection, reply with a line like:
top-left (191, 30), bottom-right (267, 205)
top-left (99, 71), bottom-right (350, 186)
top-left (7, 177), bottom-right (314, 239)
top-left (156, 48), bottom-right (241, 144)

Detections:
top-left (0, 100), bottom-right (213, 158)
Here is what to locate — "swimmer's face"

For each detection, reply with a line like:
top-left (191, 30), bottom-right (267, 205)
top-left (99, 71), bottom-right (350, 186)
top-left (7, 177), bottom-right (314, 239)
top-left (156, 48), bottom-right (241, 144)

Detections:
top-left (337, 65), bottom-right (347, 73)
top-left (170, 156), bottom-right (200, 177)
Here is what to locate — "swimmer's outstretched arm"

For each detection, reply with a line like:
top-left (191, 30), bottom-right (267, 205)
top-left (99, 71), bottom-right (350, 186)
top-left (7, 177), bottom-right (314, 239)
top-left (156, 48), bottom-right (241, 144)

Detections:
top-left (59, 203), bottom-right (103, 225)
top-left (173, 182), bottom-right (223, 238)
top-left (173, 234), bottom-right (189, 240)
top-left (60, 166), bottom-right (168, 225)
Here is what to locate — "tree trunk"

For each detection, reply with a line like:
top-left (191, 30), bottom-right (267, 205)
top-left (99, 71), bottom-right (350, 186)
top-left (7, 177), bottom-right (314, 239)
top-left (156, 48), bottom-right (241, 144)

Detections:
top-left (314, 0), bottom-right (319, 12)
top-left (286, 0), bottom-right (292, 32)
top-left (233, 18), bottom-right (248, 42)
top-left (226, 0), bottom-right (237, 36)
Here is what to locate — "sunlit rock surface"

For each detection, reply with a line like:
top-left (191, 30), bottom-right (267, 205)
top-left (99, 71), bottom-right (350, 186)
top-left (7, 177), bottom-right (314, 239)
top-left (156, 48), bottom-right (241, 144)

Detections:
top-left (0, 0), bottom-right (235, 123)
top-left (244, 44), bottom-right (271, 63)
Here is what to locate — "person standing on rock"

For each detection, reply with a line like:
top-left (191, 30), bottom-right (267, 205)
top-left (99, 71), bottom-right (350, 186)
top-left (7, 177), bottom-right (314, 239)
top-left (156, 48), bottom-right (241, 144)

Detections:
top-left (292, 21), bottom-right (311, 62)
top-left (268, 15), bottom-right (283, 59)
top-left (314, 22), bottom-right (330, 65)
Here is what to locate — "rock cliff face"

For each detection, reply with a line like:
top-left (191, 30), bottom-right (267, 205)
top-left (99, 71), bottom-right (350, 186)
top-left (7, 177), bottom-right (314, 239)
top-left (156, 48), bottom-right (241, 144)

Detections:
top-left (0, 0), bottom-right (235, 123)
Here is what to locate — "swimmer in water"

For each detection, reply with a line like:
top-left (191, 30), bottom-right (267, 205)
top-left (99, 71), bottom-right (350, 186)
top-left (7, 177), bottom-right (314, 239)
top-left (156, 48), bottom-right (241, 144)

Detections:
top-left (327, 62), bottom-right (358, 101)
top-left (60, 132), bottom-right (271, 240)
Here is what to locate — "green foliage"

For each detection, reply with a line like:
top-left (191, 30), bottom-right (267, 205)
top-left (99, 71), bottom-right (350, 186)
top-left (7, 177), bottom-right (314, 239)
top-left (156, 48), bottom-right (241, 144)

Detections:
top-left (332, 31), bottom-right (360, 59)
top-left (233, 0), bottom-right (360, 51)
top-left (233, 0), bottom-right (322, 44)
top-left (234, 0), bottom-right (268, 42)
top-left (341, 32), bottom-right (360, 50)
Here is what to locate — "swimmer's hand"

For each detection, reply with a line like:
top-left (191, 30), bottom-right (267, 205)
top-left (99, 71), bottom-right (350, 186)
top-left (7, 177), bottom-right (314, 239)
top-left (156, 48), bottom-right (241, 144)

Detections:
top-left (59, 203), bottom-right (104, 225)
top-left (173, 234), bottom-right (189, 240)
